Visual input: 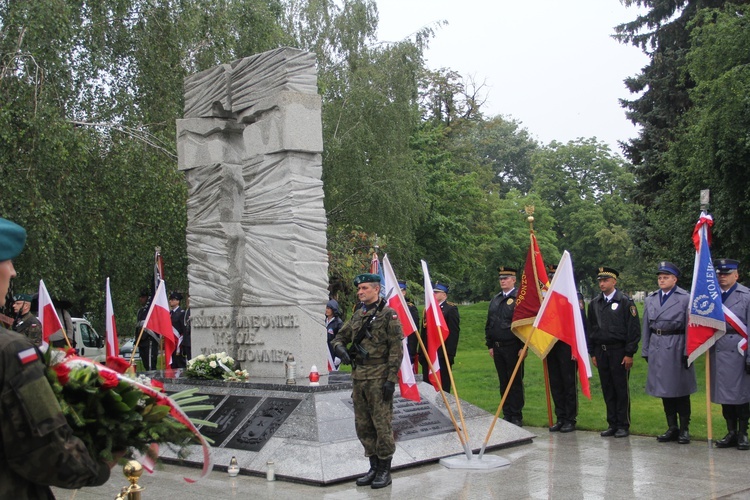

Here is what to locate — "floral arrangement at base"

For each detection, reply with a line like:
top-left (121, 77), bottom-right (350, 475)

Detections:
top-left (46, 349), bottom-right (215, 479)
top-left (185, 352), bottom-right (249, 382)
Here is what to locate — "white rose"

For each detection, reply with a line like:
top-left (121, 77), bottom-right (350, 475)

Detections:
top-left (196, 355), bottom-right (206, 361)
top-left (209, 361), bottom-right (217, 368)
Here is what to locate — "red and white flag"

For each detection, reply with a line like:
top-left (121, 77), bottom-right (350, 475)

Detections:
top-left (383, 254), bottom-right (420, 402)
top-left (421, 260), bottom-right (448, 392)
top-left (532, 251), bottom-right (592, 398)
top-left (38, 279), bottom-right (65, 349)
top-left (144, 280), bottom-right (177, 367)
top-left (105, 277), bottom-right (119, 359)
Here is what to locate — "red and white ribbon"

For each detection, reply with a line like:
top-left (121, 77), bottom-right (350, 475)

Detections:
top-left (723, 305), bottom-right (749, 354)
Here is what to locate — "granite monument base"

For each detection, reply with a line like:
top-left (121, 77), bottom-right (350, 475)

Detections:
top-left (158, 374), bottom-right (534, 485)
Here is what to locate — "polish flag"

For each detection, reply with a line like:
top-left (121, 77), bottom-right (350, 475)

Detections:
top-left (533, 251), bottom-right (592, 398)
top-left (143, 280), bottom-right (177, 367)
top-left (38, 279), bottom-right (65, 349)
top-left (421, 260), bottom-right (449, 392)
top-left (105, 278), bottom-right (119, 359)
top-left (383, 254), bottom-right (420, 402)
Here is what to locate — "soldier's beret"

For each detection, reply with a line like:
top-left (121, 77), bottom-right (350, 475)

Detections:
top-left (354, 273), bottom-right (381, 286)
top-left (433, 282), bottom-right (449, 293)
top-left (714, 258), bottom-right (739, 274)
top-left (0, 217), bottom-right (26, 261)
top-left (13, 293), bottom-right (33, 302)
top-left (498, 266), bottom-right (517, 278)
top-left (597, 266), bottom-right (619, 280)
top-left (657, 261), bottom-right (680, 277)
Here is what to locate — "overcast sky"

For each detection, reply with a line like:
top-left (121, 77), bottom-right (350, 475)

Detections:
top-left (375, 0), bottom-right (650, 154)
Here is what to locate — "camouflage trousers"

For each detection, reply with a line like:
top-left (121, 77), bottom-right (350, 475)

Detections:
top-left (352, 378), bottom-right (395, 459)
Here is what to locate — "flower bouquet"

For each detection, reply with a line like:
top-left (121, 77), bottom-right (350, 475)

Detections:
top-left (185, 352), bottom-right (249, 382)
top-left (46, 349), bottom-right (215, 478)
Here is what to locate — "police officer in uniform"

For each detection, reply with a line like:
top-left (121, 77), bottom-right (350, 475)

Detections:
top-left (331, 273), bottom-right (403, 489)
top-left (711, 259), bottom-right (750, 450)
top-left (136, 288), bottom-right (158, 370)
top-left (642, 261), bottom-right (696, 444)
top-left (420, 282), bottom-right (460, 393)
top-left (0, 217), bottom-right (115, 497)
top-left (169, 291), bottom-right (186, 368)
top-left (485, 267), bottom-right (524, 426)
top-left (587, 267), bottom-right (640, 438)
top-left (12, 293), bottom-right (42, 346)
top-left (546, 265), bottom-right (580, 433)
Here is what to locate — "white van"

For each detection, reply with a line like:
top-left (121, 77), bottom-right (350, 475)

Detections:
top-left (70, 317), bottom-right (106, 361)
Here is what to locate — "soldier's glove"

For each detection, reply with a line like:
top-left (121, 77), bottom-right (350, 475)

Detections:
top-left (382, 380), bottom-right (396, 401)
top-left (334, 344), bottom-right (351, 365)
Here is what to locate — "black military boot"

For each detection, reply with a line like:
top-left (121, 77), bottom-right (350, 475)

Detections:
top-left (715, 419), bottom-right (738, 448)
top-left (657, 414), bottom-right (679, 442)
top-left (371, 457), bottom-right (392, 489)
top-left (738, 420), bottom-right (749, 450)
top-left (356, 456), bottom-right (379, 486)
top-left (678, 414), bottom-right (690, 444)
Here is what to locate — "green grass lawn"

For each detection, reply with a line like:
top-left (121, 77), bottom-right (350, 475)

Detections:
top-left (447, 301), bottom-right (727, 440)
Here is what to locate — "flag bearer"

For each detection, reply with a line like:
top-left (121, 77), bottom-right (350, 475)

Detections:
top-left (642, 261), bottom-right (696, 444)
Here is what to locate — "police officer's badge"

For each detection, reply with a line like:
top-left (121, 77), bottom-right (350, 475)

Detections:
top-left (507, 298), bottom-right (514, 305)
top-left (611, 302), bottom-right (618, 311)
top-left (630, 305), bottom-right (637, 317)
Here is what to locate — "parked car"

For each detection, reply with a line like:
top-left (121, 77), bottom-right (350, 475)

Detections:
top-left (119, 338), bottom-right (141, 364)
top-left (70, 317), bottom-right (106, 361)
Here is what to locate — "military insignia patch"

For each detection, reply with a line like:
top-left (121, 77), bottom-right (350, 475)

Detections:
top-left (507, 298), bottom-right (514, 305)
top-left (611, 303), bottom-right (619, 311)
top-left (18, 347), bottom-right (38, 365)
top-left (630, 305), bottom-right (637, 317)
top-left (392, 314), bottom-right (398, 320)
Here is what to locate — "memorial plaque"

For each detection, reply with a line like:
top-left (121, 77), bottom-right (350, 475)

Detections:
top-left (191, 393), bottom-right (227, 421)
top-left (343, 396), bottom-right (455, 441)
top-left (225, 397), bottom-right (301, 452)
top-left (201, 395), bottom-right (261, 445)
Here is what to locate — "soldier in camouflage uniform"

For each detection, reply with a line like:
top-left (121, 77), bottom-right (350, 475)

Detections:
top-left (12, 293), bottom-right (42, 346)
top-left (0, 217), bottom-right (113, 498)
top-left (331, 273), bottom-right (403, 490)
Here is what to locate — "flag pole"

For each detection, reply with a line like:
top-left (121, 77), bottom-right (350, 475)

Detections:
top-left (436, 324), bottom-right (471, 445)
top-left (479, 326), bottom-right (534, 459)
top-left (543, 358), bottom-right (553, 428)
top-left (413, 327), bottom-right (473, 458)
top-left (700, 190), bottom-right (713, 443)
top-left (131, 280), bottom-right (162, 367)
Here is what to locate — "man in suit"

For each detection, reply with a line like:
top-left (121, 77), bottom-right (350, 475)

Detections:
top-left (485, 267), bottom-right (524, 426)
top-left (421, 282), bottom-right (460, 393)
top-left (642, 261), bottom-right (696, 444)
top-left (711, 259), bottom-right (750, 450)
top-left (587, 267), bottom-right (641, 438)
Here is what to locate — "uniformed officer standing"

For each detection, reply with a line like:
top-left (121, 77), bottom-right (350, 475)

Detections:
top-left (398, 280), bottom-right (421, 371)
top-left (0, 217), bottom-right (115, 497)
top-left (331, 273), bottom-right (403, 489)
top-left (12, 293), bottom-right (42, 346)
top-left (136, 289), bottom-right (158, 370)
top-left (641, 261), bottom-right (696, 444)
top-left (587, 267), bottom-right (641, 438)
top-left (169, 291), bottom-right (186, 368)
top-left (711, 259), bottom-right (750, 450)
top-left (420, 282), bottom-right (460, 393)
top-left (546, 265), bottom-right (581, 433)
top-left (485, 267), bottom-right (524, 426)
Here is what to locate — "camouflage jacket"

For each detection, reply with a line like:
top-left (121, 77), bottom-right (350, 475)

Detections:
top-left (0, 328), bottom-right (110, 499)
top-left (13, 312), bottom-right (42, 347)
top-left (331, 299), bottom-right (403, 383)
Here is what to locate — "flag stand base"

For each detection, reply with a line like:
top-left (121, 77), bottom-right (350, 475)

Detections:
top-left (439, 453), bottom-right (510, 470)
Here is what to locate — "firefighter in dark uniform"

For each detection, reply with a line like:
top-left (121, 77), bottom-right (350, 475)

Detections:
top-left (711, 259), bottom-right (750, 450)
top-left (12, 293), bottom-right (42, 346)
top-left (331, 273), bottom-right (403, 489)
top-left (587, 267), bottom-right (641, 438)
top-left (420, 282), bottom-right (460, 393)
top-left (546, 265), bottom-right (581, 433)
top-left (0, 217), bottom-right (116, 497)
top-left (398, 280), bottom-right (421, 371)
top-left (485, 266), bottom-right (524, 426)
top-left (641, 261), bottom-right (696, 444)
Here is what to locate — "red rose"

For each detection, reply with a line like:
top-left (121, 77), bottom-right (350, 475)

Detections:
top-left (53, 364), bottom-right (71, 385)
top-left (100, 370), bottom-right (120, 389)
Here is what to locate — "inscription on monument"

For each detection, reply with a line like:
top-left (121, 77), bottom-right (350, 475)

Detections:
top-left (225, 397), bottom-right (301, 452)
top-left (343, 396), bottom-right (454, 441)
top-left (200, 395), bottom-right (261, 445)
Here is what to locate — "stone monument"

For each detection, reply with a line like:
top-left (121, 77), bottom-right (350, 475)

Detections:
top-left (176, 47), bottom-right (329, 381)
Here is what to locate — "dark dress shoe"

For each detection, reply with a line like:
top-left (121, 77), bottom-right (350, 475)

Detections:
top-left (614, 429), bottom-right (630, 438)
top-left (715, 431), bottom-right (738, 448)
top-left (678, 430), bottom-right (690, 444)
top-left (600, 427), bottom-right (616, 437)
top-left (738, 434), bottom-right (750, 450)
top-left (657, 427), bottom-right (679, 442)
top-left (549, 422), bottom-right (563, 432)
top-left (560, 423), bottom-right (576, 433)
top-left (511, 418), bottom-right (523, 427)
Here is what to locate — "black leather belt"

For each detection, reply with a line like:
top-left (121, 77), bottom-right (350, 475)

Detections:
top-left (651, 329), bottom-right (683, 336)
top-left (493, 340), bottom-right (520, 348)
top-left (599, 343), bottom-right (625, 351)
top-left (357, 357), bottom-right (387, 366)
